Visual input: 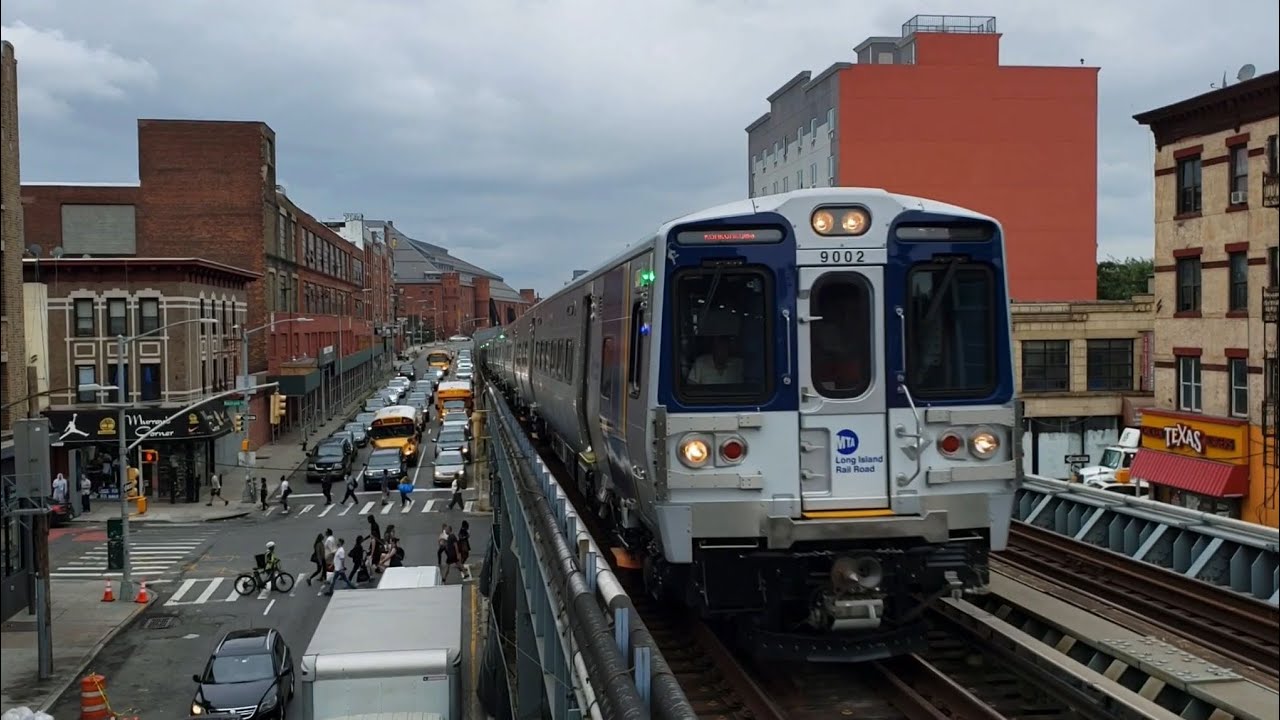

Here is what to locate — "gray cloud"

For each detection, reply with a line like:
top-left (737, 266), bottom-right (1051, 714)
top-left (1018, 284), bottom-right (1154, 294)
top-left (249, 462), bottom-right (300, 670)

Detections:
top-left (3, 0), bottom-right (1277, 294)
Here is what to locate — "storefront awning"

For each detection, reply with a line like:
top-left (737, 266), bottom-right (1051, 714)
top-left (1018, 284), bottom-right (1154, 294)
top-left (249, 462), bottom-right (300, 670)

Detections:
top-left (1130, 449), bottom-right (1249, 497)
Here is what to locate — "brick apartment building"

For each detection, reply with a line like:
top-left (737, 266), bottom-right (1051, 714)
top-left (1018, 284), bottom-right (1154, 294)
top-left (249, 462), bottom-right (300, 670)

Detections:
top-left (1134, 71), bottom-right (1280, 528)
top-left (746, 14), bottom-right (1098, 302)
top-left (22, 257), bottom-right (253, 499)
top-left (1, 41), bottom-right (29, 437)
top-left (20, 119), bottom-right (400, 450)
top-left (325, 215), bottom-right (537, 339)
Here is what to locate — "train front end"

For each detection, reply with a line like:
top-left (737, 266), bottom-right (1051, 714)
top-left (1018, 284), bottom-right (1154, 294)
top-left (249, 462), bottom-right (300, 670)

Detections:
top-left (649, 189), bottom-right (1018, 663)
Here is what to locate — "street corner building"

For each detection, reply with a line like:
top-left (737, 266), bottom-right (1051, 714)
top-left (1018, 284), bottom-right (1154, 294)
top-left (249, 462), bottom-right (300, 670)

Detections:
top-left (1134, 69), bottom-right (1280, 528)
top-left (21, 257), bottom-right (254, 503)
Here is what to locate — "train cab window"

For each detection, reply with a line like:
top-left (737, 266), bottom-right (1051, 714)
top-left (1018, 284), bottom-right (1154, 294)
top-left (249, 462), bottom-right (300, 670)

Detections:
top-left (673, 268), bottom-right (772, 404)
top-left (905, 262), bottom-right (997, 398)
top-left (809, 273), bottom-right (872, 398)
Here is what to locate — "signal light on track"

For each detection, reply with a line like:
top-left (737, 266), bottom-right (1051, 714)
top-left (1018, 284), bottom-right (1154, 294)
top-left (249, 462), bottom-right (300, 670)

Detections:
top-left (719, 438), bottom-right (746, 463)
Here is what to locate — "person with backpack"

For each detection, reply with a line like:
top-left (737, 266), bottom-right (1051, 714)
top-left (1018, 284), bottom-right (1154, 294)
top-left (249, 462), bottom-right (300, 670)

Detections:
top-left (341, 472), bottom-right (359, 506)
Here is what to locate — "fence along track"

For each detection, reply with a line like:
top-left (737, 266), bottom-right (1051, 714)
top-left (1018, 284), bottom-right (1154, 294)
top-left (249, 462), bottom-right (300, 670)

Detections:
top-left (1004, 522), bottom-right (1280, 676)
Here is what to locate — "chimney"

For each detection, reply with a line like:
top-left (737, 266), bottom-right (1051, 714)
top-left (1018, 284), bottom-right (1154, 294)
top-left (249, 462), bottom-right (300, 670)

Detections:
top-left (519, 288), bottom-right (537, 305)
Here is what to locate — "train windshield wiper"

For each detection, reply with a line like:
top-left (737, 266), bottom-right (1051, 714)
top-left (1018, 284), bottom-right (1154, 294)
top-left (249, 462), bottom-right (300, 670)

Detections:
top-left (922, 257), bottom-right (962, 323)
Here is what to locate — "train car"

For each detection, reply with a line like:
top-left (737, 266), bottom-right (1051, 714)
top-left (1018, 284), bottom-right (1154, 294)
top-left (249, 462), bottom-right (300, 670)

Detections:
top-left (484, 188), bottom-right (1020, 662)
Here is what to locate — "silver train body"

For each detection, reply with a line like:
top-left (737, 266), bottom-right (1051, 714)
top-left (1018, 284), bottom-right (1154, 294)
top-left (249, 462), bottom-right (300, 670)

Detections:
top-left (480, 188), bottom-right (1021, 661)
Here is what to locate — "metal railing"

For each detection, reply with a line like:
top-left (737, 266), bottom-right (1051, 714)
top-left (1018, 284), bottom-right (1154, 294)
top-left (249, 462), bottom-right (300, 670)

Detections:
top-left (902, 14), bottom-right (997, 36)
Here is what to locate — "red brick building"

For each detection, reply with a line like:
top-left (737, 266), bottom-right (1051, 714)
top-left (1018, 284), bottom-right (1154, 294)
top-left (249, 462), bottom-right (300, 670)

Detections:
top-left (20, 119), bottom-right (399, 450)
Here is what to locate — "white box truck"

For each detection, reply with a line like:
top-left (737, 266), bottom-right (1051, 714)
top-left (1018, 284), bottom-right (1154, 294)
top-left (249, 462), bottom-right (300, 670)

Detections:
top-left (298, 585), bottom-right (463, 719)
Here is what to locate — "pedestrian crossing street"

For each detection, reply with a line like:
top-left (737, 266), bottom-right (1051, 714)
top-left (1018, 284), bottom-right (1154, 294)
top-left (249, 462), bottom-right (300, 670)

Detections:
top-left (51, 524), bottom-right (218, 580)
top-left (263, 488), bottom-right (483, 519)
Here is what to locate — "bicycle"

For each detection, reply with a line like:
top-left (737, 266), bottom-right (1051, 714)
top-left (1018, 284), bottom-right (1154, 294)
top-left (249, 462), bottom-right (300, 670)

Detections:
top-left (235, 554), bottom-right (295, 595)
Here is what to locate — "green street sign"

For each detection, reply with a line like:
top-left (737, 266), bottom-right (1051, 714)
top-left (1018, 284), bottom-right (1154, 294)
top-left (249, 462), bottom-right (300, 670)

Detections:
top-left (224, 399), bottom-right (246, 408)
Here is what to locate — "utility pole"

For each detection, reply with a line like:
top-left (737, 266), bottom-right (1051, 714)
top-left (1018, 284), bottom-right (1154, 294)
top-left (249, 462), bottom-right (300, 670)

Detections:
top-left (13, 418), bottom-right (53, 679)
top-left (239, 326), bottom-right (253, 487)
top-left (115, 334), bottom-right (134, 600)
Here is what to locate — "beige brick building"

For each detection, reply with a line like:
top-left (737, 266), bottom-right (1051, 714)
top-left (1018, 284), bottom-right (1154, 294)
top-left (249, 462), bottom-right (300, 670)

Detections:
top-left (1013, 295), bottom-right (1156, 478)
top-left (1134, 71), bottom-right (1279, 528)
top-left (1, 40), bottom-right (30, 433)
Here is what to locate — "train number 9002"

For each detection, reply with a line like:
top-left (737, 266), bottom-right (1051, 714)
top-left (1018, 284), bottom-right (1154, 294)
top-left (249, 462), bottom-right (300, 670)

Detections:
top-left (818, 250), bottom-right (865, 264)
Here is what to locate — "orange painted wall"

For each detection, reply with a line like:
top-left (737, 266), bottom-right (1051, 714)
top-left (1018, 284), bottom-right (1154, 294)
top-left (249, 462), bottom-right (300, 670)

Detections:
top-left (836, 36), bottom-right (1098, 302)
top-left (1246, 424), bottom-right (1279, 528)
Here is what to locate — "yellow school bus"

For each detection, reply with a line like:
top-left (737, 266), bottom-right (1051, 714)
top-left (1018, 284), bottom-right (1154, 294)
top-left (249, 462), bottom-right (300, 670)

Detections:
top-left (426, 350), bottom-right (452, 374)
top-left (369, 405), bottom-right (423, 462)
top-left (435, 380), bottom-right (473, 416)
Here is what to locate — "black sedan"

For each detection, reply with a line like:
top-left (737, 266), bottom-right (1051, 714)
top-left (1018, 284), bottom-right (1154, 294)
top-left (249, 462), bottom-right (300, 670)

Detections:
top-left (306, 445), bottom-right (352, 483)
top-left (363, 448), bottom-right (407, 490)
top-left (191, 627), bottom-right (294, 718)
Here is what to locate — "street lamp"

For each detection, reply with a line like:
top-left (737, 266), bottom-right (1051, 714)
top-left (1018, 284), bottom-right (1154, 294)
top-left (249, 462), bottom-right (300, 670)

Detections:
top-left (232, 317), bottom-right (314, 478)
top-left (101, 317), bottom-right (218, 599)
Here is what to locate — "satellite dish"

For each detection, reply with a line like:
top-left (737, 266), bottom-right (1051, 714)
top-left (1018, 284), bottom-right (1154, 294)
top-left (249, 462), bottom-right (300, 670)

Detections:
top-left (25, 243), bottom-right (43, 257)
top-left (1237, 64), bottom-right (1256, 81)
top-left (51, 247), bottom-right (65, 258)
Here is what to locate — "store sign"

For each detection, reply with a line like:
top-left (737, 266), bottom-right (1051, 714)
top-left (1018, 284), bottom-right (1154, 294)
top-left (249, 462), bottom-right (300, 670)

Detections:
top-left (45, 406), bottom-right (233, 444)
top-left (1139, 409), bottom-right (1247, 463)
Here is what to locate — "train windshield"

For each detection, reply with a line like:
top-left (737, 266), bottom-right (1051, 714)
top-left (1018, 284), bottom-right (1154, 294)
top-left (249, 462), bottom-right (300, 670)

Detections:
top-left (673, 267), bottom-right (773, 404)
top-left (809, 273), bottom-right (874, 399)
top-left (905, 262), bottom-right (997, 398)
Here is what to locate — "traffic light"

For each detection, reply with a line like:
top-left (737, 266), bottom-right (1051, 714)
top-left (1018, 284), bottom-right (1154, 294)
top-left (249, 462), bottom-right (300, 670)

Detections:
top-left (233, 414), bottom-right (244, 433)
top-left (140, 449), bottom-right (158, 464)
top-left (270, 393), bottom-right (286, 425)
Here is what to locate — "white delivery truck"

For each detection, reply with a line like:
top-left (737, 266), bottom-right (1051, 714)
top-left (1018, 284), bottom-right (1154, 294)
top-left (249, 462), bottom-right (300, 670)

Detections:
top-left (298, 585), bottom-right (463, 719)
top-left (377, 565), bottom-right (440, 589)
top-left (1069, 427), bottom-right (1150, 496)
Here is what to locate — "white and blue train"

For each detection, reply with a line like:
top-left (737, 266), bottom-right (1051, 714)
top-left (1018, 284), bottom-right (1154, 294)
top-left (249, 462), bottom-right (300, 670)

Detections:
top-left (479, 188), bottom-right (1021, 662)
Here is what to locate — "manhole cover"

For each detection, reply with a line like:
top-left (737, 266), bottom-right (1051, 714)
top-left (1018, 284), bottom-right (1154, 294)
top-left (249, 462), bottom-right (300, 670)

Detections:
top-left (144, 616), bottom-right (177, 630)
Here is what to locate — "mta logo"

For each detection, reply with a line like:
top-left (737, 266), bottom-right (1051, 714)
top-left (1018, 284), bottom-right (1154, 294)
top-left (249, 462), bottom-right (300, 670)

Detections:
top-left (836, 429), bottom-right (860, 456)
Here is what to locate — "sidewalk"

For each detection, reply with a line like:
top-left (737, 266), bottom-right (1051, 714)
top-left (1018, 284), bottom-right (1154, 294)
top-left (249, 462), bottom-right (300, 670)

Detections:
top-left (68, 379), bottom-right (394, 525)
top-left (0, 580), bottom-right (155, 712)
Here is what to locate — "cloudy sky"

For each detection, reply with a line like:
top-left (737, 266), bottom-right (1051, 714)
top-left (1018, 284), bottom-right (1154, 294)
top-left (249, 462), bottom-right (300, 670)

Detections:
top-left (2, 1), bottom-right (1277, 295)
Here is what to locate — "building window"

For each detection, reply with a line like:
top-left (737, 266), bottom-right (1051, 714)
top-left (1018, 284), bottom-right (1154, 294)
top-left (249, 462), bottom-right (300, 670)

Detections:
top-left (1021, 340), bottom-right (1070, 392)
top-left (107, 299), bottom-right (127, 336)
top-left (782, 176), bottom-right (789, 192)
top-left (76, 365), bottom-right (97, 403)
top-left (810, 162), bottom-right (817, 186)
top-left (1229, 358), bottom-right (1248, 418)
top-left (107, 362), bottom-right (129, 403)
top-left (140, 362), bottom-right (162, 402)
top-left (200, 299), bottom-right (207, 334)
top-left (1229, 252), bottom-right (1249, 311)
top-left (74, 299), bottom-right (95, 337)
top-left (1177, 355), bottom-right (1202, 412)
top-left (1229, 145), bottom-right (1249, 199)
top-left (1269, 246), bottom-right (1279, 289)
top-left (201, 359), bottom-right (208, 393)
top-left (138, 298), bottom-right (160, 334)
top-left (825, 107), bottom-right (834, 128)
top-left (1086, 339), bottom-right (1133, 391)
top-left (1176, 257), bottom-right (1201, 312)
top-left (826, 155), bottom-right (835, 179)
top-left (796, 170), bottom-right (804, 189)
top-left (1176, 156), bottom-right (1202, 214)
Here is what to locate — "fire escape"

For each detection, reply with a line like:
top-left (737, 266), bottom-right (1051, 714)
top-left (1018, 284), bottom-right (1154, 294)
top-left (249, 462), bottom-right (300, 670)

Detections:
top-left (1262, 133), bottom-right (1278, 513)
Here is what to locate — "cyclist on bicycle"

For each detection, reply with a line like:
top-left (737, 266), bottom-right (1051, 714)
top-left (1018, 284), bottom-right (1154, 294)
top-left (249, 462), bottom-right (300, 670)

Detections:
top-left (264, 541), bottom-right (281, 575)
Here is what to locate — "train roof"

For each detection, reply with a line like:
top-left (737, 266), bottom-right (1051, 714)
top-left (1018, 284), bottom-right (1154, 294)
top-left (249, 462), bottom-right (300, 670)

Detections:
top-left (514, 187), bottom-right (997, 317)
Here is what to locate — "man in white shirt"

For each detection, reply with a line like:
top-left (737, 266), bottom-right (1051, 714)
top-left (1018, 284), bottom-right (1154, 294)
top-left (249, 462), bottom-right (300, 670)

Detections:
top-left (687, 336), bottom-right (743, 385)
top-left (323, 529), bottom-right (337, 566)
top-left (327, 538), bottom-right (356, 594)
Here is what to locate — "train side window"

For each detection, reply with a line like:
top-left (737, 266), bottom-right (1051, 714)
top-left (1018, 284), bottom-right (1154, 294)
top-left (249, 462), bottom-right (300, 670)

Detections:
top-left (567, 340), bottom-right (576, 384)
top-left (600, 336), bottom-right (615, 399)
top-left (628, 301), bottom-right (646, 397)
top-left (809, 273), bottom-right (873, 398)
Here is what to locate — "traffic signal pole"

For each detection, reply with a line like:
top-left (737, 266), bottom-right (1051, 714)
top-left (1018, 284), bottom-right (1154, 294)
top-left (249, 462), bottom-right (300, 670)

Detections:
top-left (239, 327), bottom-right (252, 488)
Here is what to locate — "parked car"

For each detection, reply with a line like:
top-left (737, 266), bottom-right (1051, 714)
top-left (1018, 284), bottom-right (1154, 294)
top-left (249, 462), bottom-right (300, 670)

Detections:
top-left (363, 448), bottom-right (408, 491)
top-left (190, 627), bottom-right (295, 719)
top-left (406, 393), bottom-right (430, 412)
top-left (342, 422), bottom-right (369, 447)
top-left (331, 431), bottom-right (359, 453)
top-left (434, 428), bottom-right (468, 458)
top-left (432, 449), bottom-right (467, 487)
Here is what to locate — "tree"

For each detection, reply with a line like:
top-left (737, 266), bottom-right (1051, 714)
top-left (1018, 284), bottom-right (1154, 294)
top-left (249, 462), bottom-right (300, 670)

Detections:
top-left (1097, 256), bottom-right (1154, 300)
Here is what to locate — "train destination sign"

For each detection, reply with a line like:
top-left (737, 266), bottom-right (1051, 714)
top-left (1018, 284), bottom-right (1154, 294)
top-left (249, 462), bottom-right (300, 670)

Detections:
top-left (675, 228), bottom-right (784, 245)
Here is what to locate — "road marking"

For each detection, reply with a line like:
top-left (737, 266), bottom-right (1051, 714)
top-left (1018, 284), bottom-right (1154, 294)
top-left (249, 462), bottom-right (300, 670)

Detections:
top-left (465, 501), bottom-right (476, 513)
top-left (339, 504), bottom-right (353, 516)
top-left (319, 504), bottom-right (335, 517)
top-left (380, 502), bottom-right (394, 515)
top-left (257, 587), bottom-right (269, 600)
top-left (360, 501), bottom-right (375, 515)
top-left (264, 507), bottom-right (276, 517)
top-left (421, 500), bottom-right (433, 513)
top-left (299, 504), bottom-right (314, 515)
top-left (263, 598), bottom-right (276, 615)
top-left (165, 579), bottom-right (199, 605)
top-left (195, 578), bottom-right (225, 605)
top-left (402, 500), bottom-right (415, 513)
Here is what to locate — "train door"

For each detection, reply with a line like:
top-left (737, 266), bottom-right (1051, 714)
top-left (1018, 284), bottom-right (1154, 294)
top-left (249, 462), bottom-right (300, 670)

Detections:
top-left (796, 265), bottom-right (889, 511)
top-left (582, 290), bottom-right (608, 484)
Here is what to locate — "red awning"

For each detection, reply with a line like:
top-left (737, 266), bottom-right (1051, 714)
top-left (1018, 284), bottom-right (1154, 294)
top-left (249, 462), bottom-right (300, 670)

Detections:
top-left (1129, 449), bottom-right (1250, 498)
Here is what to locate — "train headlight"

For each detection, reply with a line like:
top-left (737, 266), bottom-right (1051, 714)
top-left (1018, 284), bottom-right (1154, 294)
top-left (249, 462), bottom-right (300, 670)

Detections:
top-left (969, 428), bottom-right (999, 459)
top-left (810, 206), bottom-right (871, 237)
top-left (678, 436), bottom-right (711, 468)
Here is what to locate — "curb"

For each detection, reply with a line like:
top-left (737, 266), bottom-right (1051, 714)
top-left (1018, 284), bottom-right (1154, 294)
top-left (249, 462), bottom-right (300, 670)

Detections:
top-left (66, 511), bottom-right (251, 525)
top-left (36, 594), bottom-right (158, 713)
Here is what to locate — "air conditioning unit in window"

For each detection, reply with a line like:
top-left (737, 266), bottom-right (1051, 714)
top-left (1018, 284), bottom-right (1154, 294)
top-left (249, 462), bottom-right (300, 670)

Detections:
top-left (1231, 190), bottom-right (1248, 205)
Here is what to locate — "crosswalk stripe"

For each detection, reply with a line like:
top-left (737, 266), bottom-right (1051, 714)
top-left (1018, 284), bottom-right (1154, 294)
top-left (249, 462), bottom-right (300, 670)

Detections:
top-left (340, 504), bottom-right (353, 516)
top-left (319, 504), bottom-right (335, 517)
top-left (299, 504), bottom-right (314, 515)
top-left (264, 507), bottom-right (276, 517)
top-left (421, 500), bottom-right (432, 513)
top-left (402, 500), bottom-right (415, 513)
top-left (380, 503), bottom-right (394, 515)
top-left (360, 501), bottom-right (375, 515)
top-left (465, 501), bottom-right (475, 513)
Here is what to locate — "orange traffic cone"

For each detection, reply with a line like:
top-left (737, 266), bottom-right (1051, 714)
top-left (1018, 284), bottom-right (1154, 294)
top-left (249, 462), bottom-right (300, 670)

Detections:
top-left (134, 581), bottom-right (150, 604)
top-left (101, 580), bottom-right (115, 603)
